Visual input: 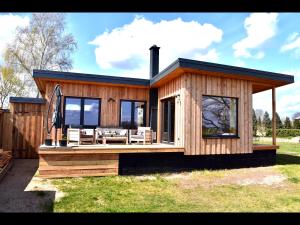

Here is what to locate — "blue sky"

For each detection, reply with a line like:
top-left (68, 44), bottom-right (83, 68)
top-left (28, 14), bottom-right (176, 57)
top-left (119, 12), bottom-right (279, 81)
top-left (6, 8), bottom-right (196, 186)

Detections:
top-left (1, 13), bottom-right (300, 119)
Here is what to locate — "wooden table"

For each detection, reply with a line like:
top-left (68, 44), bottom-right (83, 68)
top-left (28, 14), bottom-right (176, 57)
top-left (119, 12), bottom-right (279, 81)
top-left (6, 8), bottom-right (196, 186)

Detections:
top-left (102, 136), bottom-right (128, 145)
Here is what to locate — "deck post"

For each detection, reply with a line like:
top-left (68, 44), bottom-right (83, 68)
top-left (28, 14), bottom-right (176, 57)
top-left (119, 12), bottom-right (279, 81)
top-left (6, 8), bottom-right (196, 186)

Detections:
top-left (272, 87), bottom-right (276, 146)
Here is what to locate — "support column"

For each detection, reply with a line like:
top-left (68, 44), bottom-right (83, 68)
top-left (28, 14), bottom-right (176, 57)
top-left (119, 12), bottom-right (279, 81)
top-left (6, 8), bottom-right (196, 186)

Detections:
top-left (272, 87), bottom-right (276, 146)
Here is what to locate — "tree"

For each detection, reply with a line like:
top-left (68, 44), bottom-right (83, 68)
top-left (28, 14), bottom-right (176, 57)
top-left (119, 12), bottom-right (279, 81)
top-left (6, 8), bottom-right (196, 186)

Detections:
top-left (275, 112), bottom-right (283, 129)
top-left (258, 116), bottom-right (262, 128)
top-left (294, 119), bottom-right (300, 129)
top-left (284, 116), bottom-right (292, 129)
top-left (262, 111), bottom-right (272, 129)
top-left (252, 109), bottom-right (257, 136)
top-left (0, 66), bottom-right (25, 108)
top-left (4, 13), bottom-right (77, 96)
top-left (255, 109), bottom-right (264, 121)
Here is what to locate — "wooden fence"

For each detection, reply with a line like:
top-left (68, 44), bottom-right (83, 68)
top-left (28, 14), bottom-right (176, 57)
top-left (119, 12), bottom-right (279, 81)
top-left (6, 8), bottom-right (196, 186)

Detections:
top-left (0, 109), bottom-right (13, 152)
top-left (0, 99), bottom-right (45, 159)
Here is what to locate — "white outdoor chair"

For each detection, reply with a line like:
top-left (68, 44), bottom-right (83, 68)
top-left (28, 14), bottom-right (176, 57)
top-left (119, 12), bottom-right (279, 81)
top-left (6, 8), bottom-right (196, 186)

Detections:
top-left (129, 127), bottom-right (153, 144)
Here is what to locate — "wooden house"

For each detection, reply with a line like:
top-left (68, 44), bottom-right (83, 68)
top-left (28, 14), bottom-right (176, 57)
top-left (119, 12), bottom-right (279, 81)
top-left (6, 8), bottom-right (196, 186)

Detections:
top-left (2, 45), bottom-right (294, 177)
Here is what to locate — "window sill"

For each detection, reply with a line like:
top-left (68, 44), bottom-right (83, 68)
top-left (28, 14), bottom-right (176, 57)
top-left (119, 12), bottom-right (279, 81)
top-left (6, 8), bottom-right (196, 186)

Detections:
top-left (202, 136), bottom-right (240, 139)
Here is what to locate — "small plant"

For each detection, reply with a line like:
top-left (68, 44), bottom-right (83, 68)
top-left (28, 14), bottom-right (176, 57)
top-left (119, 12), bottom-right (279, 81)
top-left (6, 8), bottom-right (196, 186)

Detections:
top-left (59, 128), bottom-right (68, 147)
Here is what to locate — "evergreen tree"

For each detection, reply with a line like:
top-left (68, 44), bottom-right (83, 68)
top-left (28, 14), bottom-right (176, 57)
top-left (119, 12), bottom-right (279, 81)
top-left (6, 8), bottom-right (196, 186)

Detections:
top-left (284, 116), bottom-right (292, 129)
top-left (252, 109), bottom-right (257, 136)
top-left (294, 119), bottom-right (300, 129)
top-left (275, 112), bottom-right (283, 129)
top-left (258, 117), bottom-right (262, 128)
top-left (262, 111), bottom-right (272, 129)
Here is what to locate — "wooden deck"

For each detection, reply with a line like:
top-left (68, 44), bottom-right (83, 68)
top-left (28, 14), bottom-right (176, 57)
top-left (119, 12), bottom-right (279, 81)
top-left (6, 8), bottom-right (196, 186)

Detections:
top-left (38, 144), bottom-right (184, 178)
top-left (38, 144), bottom-right (278, 178)
top-left (39, 143), bottom-right (184, 154)
top-left (252, 144), bottom-right (279, 151)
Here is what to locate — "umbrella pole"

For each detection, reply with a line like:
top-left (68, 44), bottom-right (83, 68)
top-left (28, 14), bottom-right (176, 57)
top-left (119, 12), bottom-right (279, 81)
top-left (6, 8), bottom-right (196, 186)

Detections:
top-left (55, 128), bottom-right (57, 146)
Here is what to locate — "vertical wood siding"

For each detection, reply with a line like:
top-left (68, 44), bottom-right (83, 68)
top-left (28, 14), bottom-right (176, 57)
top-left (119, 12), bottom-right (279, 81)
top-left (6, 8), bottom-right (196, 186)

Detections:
top-left (183, 73), bottom-right (253, 155)
top-left (45, 82), bottom-right (150, 140)
top-left (10, 102), bottom-right (45, 158)
top-left (157, 76), bottom-right (185, 147)
top-left (0, 110), bottom-right (13, 152)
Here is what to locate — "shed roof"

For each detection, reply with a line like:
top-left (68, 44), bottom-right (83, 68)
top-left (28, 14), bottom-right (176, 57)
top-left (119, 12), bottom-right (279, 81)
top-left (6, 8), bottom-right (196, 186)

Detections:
top-left (9, 97), bottom-right (46, 104)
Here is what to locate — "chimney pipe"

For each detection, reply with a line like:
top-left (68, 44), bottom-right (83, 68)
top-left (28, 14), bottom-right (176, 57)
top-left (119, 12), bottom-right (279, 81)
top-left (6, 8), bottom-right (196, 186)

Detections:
top-left (149, 45), bottom-right (160, 78)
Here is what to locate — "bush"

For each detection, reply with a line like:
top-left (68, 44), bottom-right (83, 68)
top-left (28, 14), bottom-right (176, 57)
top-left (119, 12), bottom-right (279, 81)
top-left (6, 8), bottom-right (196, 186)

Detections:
top-left (265, 129), bottom-right (300, 137)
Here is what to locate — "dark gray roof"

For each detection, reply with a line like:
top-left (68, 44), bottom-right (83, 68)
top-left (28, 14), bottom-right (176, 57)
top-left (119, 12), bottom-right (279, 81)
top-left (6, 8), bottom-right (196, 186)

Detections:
top-left (33, 70), bottom-right (150, 86)
top-left (32, 58), bottom-right (294, 88)
top-left (150, 58), bottom-right (294, 85)
top-left (9, 97), bottom-right (46, 104)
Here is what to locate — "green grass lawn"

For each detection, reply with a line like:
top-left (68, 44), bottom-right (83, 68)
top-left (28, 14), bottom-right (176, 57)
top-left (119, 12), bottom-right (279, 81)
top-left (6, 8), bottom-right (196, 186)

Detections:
top-left (51, 141), bottom-right (300, 212)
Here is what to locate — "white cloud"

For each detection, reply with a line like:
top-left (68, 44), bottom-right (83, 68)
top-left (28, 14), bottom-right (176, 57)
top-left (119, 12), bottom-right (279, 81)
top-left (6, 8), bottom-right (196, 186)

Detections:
top-left (287, 32), bottom-right (298, 42)
top-left (234, 59), bottom-right (246, 67)
top-left (253, 70), bottom-right (300, 118)
top-left (254, 51), bottom-right (265, 59)
top-left (280, 32), bottom-right (300, 54)
top-left (232, 13), bottom-right (278, 59)
top-left (0, 13), bottom-right (29, 61)
top-left (89, 16), bottom-right (223, 79)
top-left (194, 49), bottom-right (219, 62)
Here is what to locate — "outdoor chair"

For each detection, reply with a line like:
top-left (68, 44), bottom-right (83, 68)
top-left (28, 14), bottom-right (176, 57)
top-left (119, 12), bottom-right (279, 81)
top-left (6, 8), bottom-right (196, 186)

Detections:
top-left (67, 128), bottom-right (95, 145)
top-left (129, 127), bottom-right (153, 144)
top-left (80, 129), bottom-right (95, 144)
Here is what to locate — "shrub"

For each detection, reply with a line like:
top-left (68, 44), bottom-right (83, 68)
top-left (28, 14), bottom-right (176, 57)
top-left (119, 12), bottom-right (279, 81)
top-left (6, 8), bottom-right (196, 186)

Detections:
top-left (265, 129), bottom-right (300, 137)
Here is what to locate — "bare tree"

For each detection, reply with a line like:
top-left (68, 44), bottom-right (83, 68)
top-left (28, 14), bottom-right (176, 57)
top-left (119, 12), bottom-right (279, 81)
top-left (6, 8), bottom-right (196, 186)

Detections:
top-left (0, 66), bottom-right (25, 108)
top-left (4, 13), bottom-right (77, 96)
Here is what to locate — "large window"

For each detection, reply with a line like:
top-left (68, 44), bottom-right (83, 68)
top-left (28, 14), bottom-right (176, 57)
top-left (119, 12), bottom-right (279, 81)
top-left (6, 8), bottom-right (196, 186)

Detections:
top-left (64, 97), bottom-right (101, 128)
top-left (120, 100), bottom-right (146, 129)
top-left (202, 95), bottom-right (238, 138)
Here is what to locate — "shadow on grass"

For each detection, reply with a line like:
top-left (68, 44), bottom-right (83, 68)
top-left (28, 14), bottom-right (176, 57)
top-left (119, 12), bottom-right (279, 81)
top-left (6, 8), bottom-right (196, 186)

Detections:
top-left (276, 153), bottom-right (300, 165)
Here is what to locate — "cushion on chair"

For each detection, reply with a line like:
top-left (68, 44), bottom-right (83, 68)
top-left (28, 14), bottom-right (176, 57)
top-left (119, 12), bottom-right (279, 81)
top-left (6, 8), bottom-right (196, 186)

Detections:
top-left (136, 130), bottom-right (144, 136)
top-left (97, 129), bottom-right (102, 136)
top-left (104, 130), bottom-right (111, 136)
top-left (119, 130), bottom-right (127, 136)
top-left (82, 129), bottom-right (94, 136)
top-left (131, 134), bottom-right (144, 139)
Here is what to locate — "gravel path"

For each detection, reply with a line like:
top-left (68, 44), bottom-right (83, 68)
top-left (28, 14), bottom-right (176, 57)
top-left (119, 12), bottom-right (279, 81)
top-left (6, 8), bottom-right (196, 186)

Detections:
top-left (0, 159), bottom-right (57, 212)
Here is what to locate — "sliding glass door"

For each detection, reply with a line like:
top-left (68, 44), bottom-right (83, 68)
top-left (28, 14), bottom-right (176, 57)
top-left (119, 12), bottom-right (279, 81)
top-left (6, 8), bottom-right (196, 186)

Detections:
top-left (161, 97), bottom-right (175, 143)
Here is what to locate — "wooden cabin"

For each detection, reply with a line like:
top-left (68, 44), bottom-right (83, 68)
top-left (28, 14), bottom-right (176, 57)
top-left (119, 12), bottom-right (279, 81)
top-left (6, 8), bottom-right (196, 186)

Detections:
top-left (4, 45), bottom-right (294, 177)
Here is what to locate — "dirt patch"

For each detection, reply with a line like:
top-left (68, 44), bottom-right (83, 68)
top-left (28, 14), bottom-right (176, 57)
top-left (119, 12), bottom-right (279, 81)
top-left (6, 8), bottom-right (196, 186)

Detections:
top-left (163, 167), bottom-right (287, 189)
top-left (25, 177), bottom-right (65, 202)
top-left (135, 175), bottom-right (158, 181)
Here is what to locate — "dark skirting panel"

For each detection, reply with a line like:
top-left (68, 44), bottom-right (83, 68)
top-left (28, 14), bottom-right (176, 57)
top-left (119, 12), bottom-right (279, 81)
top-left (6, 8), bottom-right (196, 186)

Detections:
top-left (119, 150), bottom-right (276, 175)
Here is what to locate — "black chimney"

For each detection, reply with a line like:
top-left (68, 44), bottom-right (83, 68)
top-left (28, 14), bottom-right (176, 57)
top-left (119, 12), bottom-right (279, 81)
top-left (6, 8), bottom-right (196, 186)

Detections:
top-left (149, 45), bottom-right (160, 78)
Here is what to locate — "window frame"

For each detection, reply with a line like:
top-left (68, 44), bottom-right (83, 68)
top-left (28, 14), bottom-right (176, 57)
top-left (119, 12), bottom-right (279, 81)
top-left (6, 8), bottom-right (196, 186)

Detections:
top-left (63, 96), bottom-right (101, 129)
top-left (202, 94), bottom-right (239, 139)
top-left (119, 99), bottom-right (147, 129)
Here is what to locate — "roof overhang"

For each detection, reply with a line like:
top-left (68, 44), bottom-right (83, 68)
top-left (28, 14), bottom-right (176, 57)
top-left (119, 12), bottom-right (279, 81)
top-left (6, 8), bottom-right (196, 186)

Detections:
top-left (32, 59), bottom-right (294, 95)
top-left (150, 58), bottom-right (294, 93)
top-left (33, 70), bottom-right (150, 94)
